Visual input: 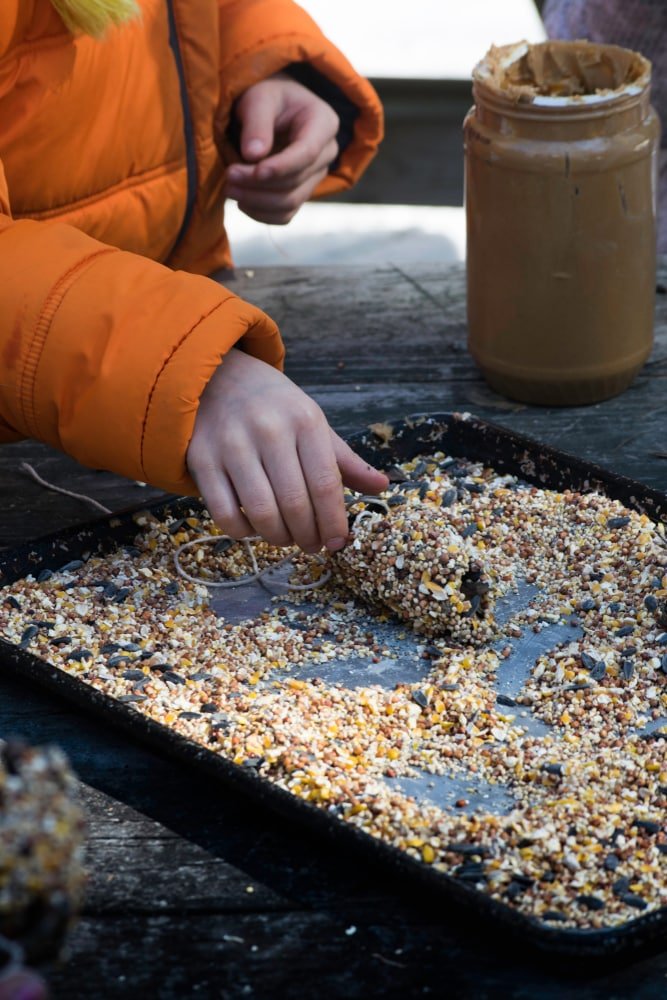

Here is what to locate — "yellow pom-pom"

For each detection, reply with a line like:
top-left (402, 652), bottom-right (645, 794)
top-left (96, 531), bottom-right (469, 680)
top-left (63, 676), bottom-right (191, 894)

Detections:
top-left (51, 0), bottom-right (141, 38)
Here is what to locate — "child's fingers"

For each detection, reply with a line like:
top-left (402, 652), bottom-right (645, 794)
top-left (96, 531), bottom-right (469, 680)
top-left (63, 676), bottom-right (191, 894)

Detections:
top-left (230, 168), bottom-right (327, 224)
top-left (191, 462), bottom-right (254, 540)
top-left (254, 133), bottom-right (338, 184)
top-left (235, 88), bottom-right (279, 163)
top-left (224, 453), bottom-right (292, 548)
top-left (296, 426), bottom-right (348, 551)
top-left (261, 448), bottom-right (322, 553)
top-left (331, 432), bottom-right (390, 495)
top-left (227, 138), bottom-right (338, 191)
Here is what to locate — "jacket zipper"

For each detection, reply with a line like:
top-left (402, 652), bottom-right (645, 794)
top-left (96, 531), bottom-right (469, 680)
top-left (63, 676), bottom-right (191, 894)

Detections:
top-left (165, 0), bottom-right (197, 257)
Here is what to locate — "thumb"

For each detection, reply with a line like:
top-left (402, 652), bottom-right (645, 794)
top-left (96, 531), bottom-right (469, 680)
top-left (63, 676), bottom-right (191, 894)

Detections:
top-left (331, 431), bottom-right (389, 495)
top-left (235, 84), bottom-right (277, 163)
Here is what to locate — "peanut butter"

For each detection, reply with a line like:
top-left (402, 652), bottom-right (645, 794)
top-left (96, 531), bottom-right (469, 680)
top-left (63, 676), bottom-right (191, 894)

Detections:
top-left (464, 41), bottom-right (659, 405)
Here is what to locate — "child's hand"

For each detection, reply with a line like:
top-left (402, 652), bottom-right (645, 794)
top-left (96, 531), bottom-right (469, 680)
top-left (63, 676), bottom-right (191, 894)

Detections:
top-left (186, 349), bottom-right (388, 552)
top-left (225, 73), bottom-right (340, 224)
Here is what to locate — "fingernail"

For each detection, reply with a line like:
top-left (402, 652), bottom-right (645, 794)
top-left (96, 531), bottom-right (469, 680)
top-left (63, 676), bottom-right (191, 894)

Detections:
top-left (326, 537), bottom-right (346, 552)
top-left (227, 166), bottom-right (242, 181)
top-left (246, 138), bottom-right (264, 157)
top-left (303, 545), bottom-right (321, 555)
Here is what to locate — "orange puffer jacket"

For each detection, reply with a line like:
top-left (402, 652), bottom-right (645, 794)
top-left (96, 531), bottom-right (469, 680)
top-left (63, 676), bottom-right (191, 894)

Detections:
top-left (0, 0), bottom-right (383, 495)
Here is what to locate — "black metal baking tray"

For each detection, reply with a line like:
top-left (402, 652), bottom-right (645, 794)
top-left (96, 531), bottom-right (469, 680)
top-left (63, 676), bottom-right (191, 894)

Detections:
top-left (1, 412), bottom-right (666, 960)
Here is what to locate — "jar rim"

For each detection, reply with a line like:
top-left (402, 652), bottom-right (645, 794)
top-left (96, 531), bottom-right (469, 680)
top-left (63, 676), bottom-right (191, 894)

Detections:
top-left (473, 40), bottom-right (651, 110)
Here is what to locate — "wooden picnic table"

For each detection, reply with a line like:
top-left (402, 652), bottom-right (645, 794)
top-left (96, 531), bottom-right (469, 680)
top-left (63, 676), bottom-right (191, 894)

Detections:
top-left (1, 262), bottom-right (666, 998)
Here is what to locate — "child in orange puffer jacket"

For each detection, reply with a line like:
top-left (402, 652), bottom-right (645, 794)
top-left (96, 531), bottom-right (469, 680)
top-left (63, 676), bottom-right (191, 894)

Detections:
top-left (0, 0), bottom-right (387, 556)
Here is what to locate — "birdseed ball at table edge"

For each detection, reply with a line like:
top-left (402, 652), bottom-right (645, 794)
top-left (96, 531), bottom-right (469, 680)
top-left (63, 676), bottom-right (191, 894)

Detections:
top-left (0, 741), bottom-right (86, 958)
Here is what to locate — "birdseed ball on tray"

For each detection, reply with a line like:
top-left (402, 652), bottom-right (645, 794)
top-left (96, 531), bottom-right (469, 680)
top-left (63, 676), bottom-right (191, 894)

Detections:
top-left (0, 449), bottom-right (666, 934)
top-left (0, 741), bottom-right (86, 958)
top-left (332, 498), bottom-right (495, 642)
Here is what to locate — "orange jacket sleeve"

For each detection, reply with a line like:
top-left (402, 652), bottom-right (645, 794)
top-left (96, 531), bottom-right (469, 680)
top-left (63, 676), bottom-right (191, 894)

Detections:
top-left (215, 0), bottom-right (384, 196)
top-left (0, 201), bottom-right (284, 496)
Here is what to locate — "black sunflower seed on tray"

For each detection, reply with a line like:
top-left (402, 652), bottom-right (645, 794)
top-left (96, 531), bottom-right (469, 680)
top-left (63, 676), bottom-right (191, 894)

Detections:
top-left (644, 595), bottom-right (659, 612)
top-left (214, 538), bottom-right (235, 555)
top-left (455, 862), bottom-right (487, 883)
top-left (577, 894), bottom-right (605, 911)
top-left (411, 690), bottom-right (429, 709)
top-left (123, 670), bottom-right (145, 681)
top-left (603, 854), bottom-right (620, 872)
top-left (634, 819), bottom-right (661, 835)
top-left (621, 659), bottom-right (635, 681)
top-left (108, 654), bottom-right (130, 667)
top-left (589, 661), bottom-right (607, 681)
top-left (444, 842), bottom-right (489, 857)
top-left (59, 559), bottom-right (84, 573)
top-left (620, 893), bottom-right (648, 911)
top-left (162, 671), bottom-right (186, 685)
top-left (386, 465), bottom-right (408, 483)
top-left (615, 625), bottom-right (634, 637)
top-left (440, 488), bottom-right (457, 508)
top-left (67, 649), bottom-right (92, 662)
top-left (606, 516), bottom-right (630, 529)
top-left (580, 651), bottom-right (598, 671)
top-left (612, 876), bottom-right (631, 897)
top-left (19, 624), bottom-right (39, 647)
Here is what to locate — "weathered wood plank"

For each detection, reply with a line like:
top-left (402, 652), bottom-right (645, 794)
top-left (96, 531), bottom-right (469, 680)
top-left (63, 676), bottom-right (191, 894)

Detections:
top-left (47, 911), bottom-right (667, 1000)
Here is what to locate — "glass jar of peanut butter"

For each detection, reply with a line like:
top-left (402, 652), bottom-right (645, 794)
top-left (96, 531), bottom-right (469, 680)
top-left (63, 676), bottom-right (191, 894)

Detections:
top-left (464, 40), bottom-right (659, 405)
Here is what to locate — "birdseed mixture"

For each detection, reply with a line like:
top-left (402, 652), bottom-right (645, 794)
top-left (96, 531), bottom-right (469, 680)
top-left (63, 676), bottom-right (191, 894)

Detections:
top-left (1, 450), bottom-right (666, 933)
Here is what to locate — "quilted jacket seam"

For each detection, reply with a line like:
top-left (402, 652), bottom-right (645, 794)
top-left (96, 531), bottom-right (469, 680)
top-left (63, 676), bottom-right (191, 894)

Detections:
top-left (13, 138), bottom-right (215, 219)
top-left (219, 30), bottom-right (312, 77)
top-left (20, 248), bottom-right (116, 437)
top-left (139, 294), bottom-right (235, 476)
